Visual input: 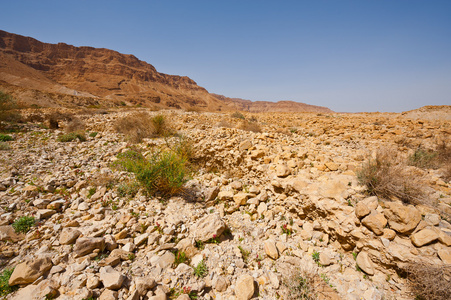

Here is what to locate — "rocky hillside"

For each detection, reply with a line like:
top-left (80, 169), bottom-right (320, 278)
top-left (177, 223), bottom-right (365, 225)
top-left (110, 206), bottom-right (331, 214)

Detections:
top-left (0, 109), bottom-right (450, 300)
top-left (0, 30), bottom-right (332, 113)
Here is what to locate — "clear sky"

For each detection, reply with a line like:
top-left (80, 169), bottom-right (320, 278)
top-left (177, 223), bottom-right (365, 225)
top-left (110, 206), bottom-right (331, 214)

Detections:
top-left (1, 0), bottom-right (451, 112)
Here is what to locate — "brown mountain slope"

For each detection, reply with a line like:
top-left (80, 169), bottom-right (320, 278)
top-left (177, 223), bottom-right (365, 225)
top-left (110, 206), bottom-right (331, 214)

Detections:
top-left (0, 30), bottom-right (332, 112)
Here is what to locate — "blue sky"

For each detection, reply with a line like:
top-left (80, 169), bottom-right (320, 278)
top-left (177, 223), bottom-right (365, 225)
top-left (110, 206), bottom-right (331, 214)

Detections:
top-left (1, 0), bottom-right (450, 112)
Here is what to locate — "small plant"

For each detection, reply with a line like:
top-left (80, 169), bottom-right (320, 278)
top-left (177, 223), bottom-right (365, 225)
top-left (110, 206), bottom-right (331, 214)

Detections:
top-left (238, 246), bottom-right (250, 262)
top-left (89, 132), bottom-right (98, 138)
top-left (0, 142), bottom-right (10, 150)
top-left (352, 252), bottom-right (357, 260)
top-left (193, 259), bottom-right (208, 278)
top-left (57, 132), bottom-right (86, 142)
top-left (12, 216), bottom-right (36, 233)
top-left (174, 250), bottom-right (189, 267)
top-left (87, 187), bottom-right (97, 198)
top-left (206, 234), bottom-right (220, 244)
top-left (0, 268), bottom-right (18, 296)
top-left (194, 240), bottom-right (204, 250)
top-left (281, 224), bottom-right (293, 235)
top-left (0, 134), bottom-right (13, 142)
top-left (312, 251), bottom-right (321, 266)
top-left (117, 180), bottom-right (140, 198)
top-left (128, 253), bottom-right (135, 261)
top-left (320, 273), bottom-right (332, 287)
top-left (154, 222), bottom-right (163, 234)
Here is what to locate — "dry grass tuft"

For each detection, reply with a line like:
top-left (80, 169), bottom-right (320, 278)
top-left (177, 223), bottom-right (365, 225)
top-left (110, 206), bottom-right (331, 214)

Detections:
top-left (65, 117), bottom-right (85, 133)
top-left (357, 147), bottom-right (430, 205)
top-left (404, 262), bottom-right (451, 300)
top-left (408, 139), bottom-right (451, 182)
top-left (114, 112), bottom-right (173, 143)
top-left (238, 120), bottom-right (262, 133)
top-left (279, 267), bottom-right (318, 300)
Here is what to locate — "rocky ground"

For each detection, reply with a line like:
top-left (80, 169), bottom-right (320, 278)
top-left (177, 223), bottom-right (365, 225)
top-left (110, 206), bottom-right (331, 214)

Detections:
top-left (0, 108), bottom-right (450, 300)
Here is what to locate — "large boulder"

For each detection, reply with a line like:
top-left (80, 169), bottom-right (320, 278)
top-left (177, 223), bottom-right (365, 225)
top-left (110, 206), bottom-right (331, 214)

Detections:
top-left (191, 213), bottom-right (226, 242)
top-left (384, 202), bottom-right (421, 234)
top-left (9, 256), bottom-right (53, 285)
top-left (74, 237), bottom-right (105, 257)
top-left (362, 211), bottom-right (387, 235)
top-left (411, 228), bottom-right (439, 247)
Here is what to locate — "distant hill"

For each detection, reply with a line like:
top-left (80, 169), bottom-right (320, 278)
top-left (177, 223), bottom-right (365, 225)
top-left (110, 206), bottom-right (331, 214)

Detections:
top-left (0, 30), bottom-right (332, 112)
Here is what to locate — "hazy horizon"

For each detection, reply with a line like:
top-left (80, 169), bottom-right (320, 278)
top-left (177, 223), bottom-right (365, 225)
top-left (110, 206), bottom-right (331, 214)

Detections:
top-left (1, 0), bottom-right (450, 112)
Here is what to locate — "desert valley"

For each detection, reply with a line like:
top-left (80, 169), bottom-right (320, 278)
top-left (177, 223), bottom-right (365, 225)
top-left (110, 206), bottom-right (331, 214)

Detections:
top-left (0, 30), bottom-right (450, 300)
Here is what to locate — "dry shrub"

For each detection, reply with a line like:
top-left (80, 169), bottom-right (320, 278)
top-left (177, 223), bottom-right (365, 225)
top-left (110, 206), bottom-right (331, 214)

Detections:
top-left (65, 117), bottom-right (85, 133)
top-left (409, 140), bottom-right (451, 182)
top-left (404, 262), bottom-right (451, 300)
top-left (216, 120), bottom-right (233, 128)
top-left (279, 267), bottom-right (318, 300)
top-left (114, 112), bottom-right (172, 143)
top-left (357, 147), bottom-right (430, 205)
top-left (238, 120), bottom-right (262, 133)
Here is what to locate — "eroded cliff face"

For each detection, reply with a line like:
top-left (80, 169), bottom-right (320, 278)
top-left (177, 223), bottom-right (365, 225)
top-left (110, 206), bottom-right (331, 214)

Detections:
top-left (0, 30), bottom-right (332, 112)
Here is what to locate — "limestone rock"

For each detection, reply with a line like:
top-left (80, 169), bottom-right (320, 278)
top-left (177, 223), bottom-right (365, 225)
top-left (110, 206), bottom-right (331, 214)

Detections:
top-left (355, 202), bottom-right (370, 219)
top-left (74, 237), bottom-right (105, 257)
top-left (59, 227), bottom-right (81, 245)
top-left (135, 277), bottom-right (156, 296)
top-left (99, 266), bottom-right (125, 290)
top-left (362, 212), bottom-right (387, 235)
top-left (384, 202), bottom-right (421, 234)
top-left (9, 256), bottom-right (53, 285)
top-left (276, 164), bottom-right (291, 177)
top-left (235, 274), bottom-right (255, 300)
top-left (191, 213), bottom-right (226, 242)
top-left (356, 252), bottom-right (375, 275)
top-left (411, 228), bottom-right (439, 247)
top-left (264, 239), bottom-right (279, 259)
top-left (0, 225), bottom-right (21, 242)
top-left (438, 248), bottom-right (451, 264)
top-left (99, 289), bottom-right (118, 300)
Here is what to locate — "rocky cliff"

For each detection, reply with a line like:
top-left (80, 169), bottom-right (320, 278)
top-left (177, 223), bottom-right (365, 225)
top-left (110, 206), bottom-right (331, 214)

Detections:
top-left (0, 30), bottom-right (332, 112)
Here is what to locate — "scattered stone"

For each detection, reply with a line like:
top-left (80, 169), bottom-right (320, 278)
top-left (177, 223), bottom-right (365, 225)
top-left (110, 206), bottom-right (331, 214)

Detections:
top-left (411, 228), bottom-right (439, 247)
top-left (264, 239), bottom-right (279, 259)
top-left (99, 266), bottom-right (125, 290)
top-left (191, 213), bottom-right (226, 242)
top-left (9, 256), bottom-right (53, 285)
top-left (356, 252), bottom-right (375, 275)
top-left (235, 274), bottom-right (255, 300)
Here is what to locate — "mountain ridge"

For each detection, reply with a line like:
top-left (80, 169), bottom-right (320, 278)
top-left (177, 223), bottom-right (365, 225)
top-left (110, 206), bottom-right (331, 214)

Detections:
top-left (0, 30), bottom-right (332, 112)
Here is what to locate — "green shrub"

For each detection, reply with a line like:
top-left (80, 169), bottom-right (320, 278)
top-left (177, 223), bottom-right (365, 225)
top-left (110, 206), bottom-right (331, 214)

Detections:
top-left (12, 216), bottom-right (35, 233)
top-left (231, 111), bottom-right (245, 120)
top-left (0, 268), bottom-right (18, 296)
top-left (89, 132), bottom-right (98, 138)
top-left (57, 132), bottom-right (86, 142)
top-left (112, 148), bottom-right (189, 197)
top-left (312, 251), bottom-right (320, 266)
top-left (0, 134), bottom-right (13, 142)
top-left (193, 260), bottom-right (208, 278)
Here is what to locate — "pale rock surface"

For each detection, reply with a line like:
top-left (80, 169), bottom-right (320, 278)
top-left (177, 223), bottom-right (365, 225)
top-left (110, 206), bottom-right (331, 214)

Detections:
top-left (9, 256), bottom-right (53, 285)
top-left (235, 274), bottom-right (255, 300)
top-left (99, 266), bottom-right (125, 290)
